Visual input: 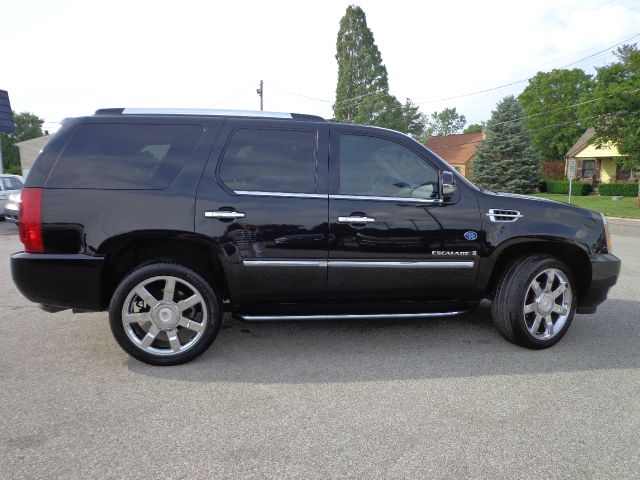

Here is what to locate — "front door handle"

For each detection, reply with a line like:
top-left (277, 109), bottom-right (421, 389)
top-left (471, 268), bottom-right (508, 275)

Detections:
top-left (338, 216), bottom-right (376, 224)
top-left (205, 210), bottom-right (246, 219)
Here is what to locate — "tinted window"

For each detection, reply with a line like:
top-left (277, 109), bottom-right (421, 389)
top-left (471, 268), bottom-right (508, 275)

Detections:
top-left (219, 129), bottom-right (316, 193)
top-left (47, 124), bottom-right (203, 189)
top-left (339, 135), bottom-right (439, 199)
top-left (2, 177), bottom-right (22, 190)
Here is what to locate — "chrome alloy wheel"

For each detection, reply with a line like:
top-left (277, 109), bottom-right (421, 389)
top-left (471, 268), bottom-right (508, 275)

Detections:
top-left (121, 275), bottom-right (207, 356)
top-left (523, 268), bottom-right (572, 340)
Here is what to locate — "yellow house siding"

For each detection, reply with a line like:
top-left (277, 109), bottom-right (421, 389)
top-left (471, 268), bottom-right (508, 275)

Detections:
top-left (600, 158), bottom-right (617, 183)
top-left (452, 164), bottom-right (470, 178)
top-left (574, 141), bottom-right (620, 158)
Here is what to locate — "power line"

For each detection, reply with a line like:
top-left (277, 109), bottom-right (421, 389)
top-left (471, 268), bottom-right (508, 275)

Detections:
top-left (534, 0), bottom-right (635, 34)
top-left (266, 82), bottom-right (388, 108)
top-left (430, 110), bottom-right (639, 150)
top-left (487, 86), bottom-right (640, 129)
top-left (265, 31), bottom-right (640, 114)
top-left (415, 32), bottom-right (640, 105)
top-left (206, 88), bottom-right (253, 108)
top-left (266, 83), bottom-right (331, 103)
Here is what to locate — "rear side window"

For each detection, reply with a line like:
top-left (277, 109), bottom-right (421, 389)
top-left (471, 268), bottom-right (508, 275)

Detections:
top-left (219, 129), bottom-right (316, 193)
top-left (46, 124), bottom-right (203, 189)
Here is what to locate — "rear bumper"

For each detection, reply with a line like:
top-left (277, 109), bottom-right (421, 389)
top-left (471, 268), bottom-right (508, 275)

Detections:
top-left (577, 253), bottom-right (621, 313)
top-left (11, 252), bottom-right (105, 311)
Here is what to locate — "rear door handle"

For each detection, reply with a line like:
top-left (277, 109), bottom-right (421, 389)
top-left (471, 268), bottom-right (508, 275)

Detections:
top-left (205, 210), bottom-right (246, 219)
top-left (338, 216), bottom-right (376, 224)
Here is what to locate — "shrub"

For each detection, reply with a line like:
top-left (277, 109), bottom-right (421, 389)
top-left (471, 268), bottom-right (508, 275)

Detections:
top-left (597, 183), bottom-right (639, 197)
top-left (545, 179), bottom-right (592, 196)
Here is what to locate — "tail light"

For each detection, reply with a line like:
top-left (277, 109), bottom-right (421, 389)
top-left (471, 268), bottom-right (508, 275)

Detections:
top-left (19, 187), bottom-right (44, 253)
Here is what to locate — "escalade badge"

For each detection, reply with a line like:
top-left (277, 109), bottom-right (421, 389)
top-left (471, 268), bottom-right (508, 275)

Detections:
top-left (464, 231), bottom-right (478, 241)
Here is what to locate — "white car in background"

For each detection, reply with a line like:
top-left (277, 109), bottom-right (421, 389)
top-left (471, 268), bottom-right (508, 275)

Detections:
top-left (0, 174), bottom-right (24, 221)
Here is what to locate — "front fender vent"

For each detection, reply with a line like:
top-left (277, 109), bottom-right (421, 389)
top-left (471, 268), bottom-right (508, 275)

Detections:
top-left (487, 209), bottom-right (522, 222)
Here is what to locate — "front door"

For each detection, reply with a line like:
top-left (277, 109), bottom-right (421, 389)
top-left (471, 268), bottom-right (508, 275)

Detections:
top-left (195, 120), bottom-right (329, 315)
top-left (327, 129), bottom-right (481, 309)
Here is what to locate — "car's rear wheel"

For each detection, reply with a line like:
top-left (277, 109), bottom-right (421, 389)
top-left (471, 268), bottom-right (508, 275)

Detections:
top-left (109, 263), bottom-right (221, 365)
top-left (492, 255), bottom-right (576, 349)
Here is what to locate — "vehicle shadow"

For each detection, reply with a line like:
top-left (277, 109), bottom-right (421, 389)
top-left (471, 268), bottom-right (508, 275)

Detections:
top-left (126, 298), bottom-right (640, 384)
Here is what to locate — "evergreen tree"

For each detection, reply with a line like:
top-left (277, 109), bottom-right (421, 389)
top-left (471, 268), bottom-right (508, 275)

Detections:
top-left (334, 5), bottom-right (391, 126)
top-left (472, 96), bottom-right (539, 194)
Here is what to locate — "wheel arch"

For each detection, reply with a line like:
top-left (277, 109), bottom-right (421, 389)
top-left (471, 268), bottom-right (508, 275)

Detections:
top-left (99, 230), bottom-right (230, 309)
top-left (484, 238), bottom-right (591, 302)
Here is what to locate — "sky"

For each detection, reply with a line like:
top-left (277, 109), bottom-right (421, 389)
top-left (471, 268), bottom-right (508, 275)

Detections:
top-left (2, 0), bottom-right (640, 133)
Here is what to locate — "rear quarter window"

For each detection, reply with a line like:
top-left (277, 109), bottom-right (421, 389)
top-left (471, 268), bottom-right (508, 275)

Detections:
top-left (46, 124), bottom-right (203, 189)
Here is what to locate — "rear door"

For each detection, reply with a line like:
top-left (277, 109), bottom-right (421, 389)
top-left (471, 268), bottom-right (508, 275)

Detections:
top-left (327, 127), bottom-right (481, 307)
top-left (195, 119), bottom-right (330, 314)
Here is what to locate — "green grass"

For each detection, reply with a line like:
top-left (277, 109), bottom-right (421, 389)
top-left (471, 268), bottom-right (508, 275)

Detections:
top-left (531, 193), bottom-right (640, 219)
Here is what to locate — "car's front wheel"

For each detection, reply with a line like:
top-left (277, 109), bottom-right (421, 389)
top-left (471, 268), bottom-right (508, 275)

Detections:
top-left (109, 263), bottom-right (221, 365)
top-left (492, 255), bottom-right (576, 349)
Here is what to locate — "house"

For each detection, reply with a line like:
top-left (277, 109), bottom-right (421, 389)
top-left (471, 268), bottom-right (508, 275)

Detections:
top-left (15, 135), bottom-right (51, 178)
top-left (565, 128), bottom-right (631, 183)
top-left (424, 132), bottom-right (483, 178)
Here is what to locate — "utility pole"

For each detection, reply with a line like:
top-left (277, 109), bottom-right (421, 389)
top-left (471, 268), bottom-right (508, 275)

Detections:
top-left (256, 80), bottom-right (263, 111)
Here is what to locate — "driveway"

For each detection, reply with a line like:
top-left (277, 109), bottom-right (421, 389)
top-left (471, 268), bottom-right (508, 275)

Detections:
top-left (1, 218), bottom-right (639, 479)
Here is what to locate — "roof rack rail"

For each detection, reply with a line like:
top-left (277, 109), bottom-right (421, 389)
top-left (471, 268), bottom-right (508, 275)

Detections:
top-left (94, 108), bottom-right (325, 122)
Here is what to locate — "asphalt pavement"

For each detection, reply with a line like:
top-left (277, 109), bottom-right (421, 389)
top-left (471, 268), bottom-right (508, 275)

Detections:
top-left (1, 218), bottom-right (639, 479)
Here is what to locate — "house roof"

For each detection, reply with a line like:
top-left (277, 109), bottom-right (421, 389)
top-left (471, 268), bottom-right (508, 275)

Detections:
top-left (565, 127), bottom-right (595, 159)
top-left (425, 132), bottom-right (483, 165)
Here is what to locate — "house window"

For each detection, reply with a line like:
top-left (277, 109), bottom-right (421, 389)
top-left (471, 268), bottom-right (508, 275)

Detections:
top-left (616, 163), bottom-right (631, 181)
top-left (453, 166), bottom-right (462, 173)
top-left (581, 160), bottom-right (595, 179)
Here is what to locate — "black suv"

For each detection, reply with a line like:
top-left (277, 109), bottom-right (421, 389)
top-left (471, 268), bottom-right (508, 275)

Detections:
top-left (11, 108), bottom-right (621, 365)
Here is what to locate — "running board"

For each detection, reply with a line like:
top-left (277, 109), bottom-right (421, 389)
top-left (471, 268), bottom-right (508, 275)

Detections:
top-left (239, 311), bottom-right (465, 321)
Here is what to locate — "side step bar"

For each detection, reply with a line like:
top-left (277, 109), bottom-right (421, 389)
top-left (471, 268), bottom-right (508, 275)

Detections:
top-left (239, 311), bottom-right (465, 321)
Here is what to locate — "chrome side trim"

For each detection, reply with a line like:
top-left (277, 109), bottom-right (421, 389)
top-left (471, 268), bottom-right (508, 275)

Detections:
top-left (241, 311), bottom-right (465, 321)
top-left (243, 260), bottom-right (327, 267)
top-left (241, 260), bottom-right (474, 268)
top-left (330, 194), bottom-right (442, 204)
top-left (122, 108), bottom-right (293, 119)
top-left (329, 260), bottom-right (474, 268)
top-left (234, 190), bottom-right (327, 199)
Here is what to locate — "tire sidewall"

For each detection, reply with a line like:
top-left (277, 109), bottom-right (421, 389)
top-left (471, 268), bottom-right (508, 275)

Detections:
top-left (109, 263), bottom-right (221, 366)
top-left (508, 256), bottom-right (577, 348)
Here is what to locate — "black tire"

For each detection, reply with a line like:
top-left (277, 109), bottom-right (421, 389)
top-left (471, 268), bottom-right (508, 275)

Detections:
top-left (491, 255), bottom-right (577, 349)
top-left (109, 263), bottom-right (222, 365)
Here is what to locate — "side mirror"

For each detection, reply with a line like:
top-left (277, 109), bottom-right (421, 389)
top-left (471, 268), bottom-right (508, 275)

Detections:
top-left (441, 170), bottom-right (456, 198)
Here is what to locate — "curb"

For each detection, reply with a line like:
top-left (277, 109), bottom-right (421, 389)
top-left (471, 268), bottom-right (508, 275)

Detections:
top-left (607, 217), bottom-right (640, 225)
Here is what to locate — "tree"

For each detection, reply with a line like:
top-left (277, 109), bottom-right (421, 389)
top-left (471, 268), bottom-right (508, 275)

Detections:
top-left (580, 45), bottom-right (640, 205)
top-left (471, 96), bottom-right (539, 193)
top-left (1, 111), bottom-right (44, 174)
top-left (613, 43), bottom-right (637, 66)
top-left (519, 68), bottom-right (593, 161)
top-left (334, 5), bottom-right (391, 126)
top-left (421, 107), bottom-right (466, 139)
top-left (464, 123), bottom-right (484, 134)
